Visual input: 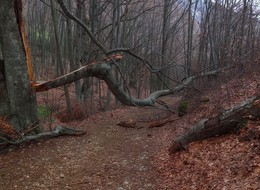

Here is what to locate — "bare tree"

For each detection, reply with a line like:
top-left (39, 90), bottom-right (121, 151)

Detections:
top-left (50, 0), bottom-right (72, 114)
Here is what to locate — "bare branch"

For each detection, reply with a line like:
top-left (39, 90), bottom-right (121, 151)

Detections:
top-left (34, 56), bottom-right (222, 107)
top-left (56, 0), bottom-right (108, 54)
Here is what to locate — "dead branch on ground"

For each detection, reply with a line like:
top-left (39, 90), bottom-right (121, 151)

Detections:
top-left (0, 126), bottom-right (85, 146)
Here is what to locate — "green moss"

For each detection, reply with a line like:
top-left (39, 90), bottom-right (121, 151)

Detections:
top-left (178, 100), bottom-right (189, 117)
top-left (37, 105), bottom-right (51, 118)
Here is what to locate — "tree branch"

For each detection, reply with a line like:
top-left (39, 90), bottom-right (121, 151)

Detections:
top-left (56, 0), bottom-right (108, 54)
top-left (34, 57), bottom-right (221, 107)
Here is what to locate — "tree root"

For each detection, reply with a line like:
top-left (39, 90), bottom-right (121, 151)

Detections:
top-left (0, 126), bottom-right (86, 146)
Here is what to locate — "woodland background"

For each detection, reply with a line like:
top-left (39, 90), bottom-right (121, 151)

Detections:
top-left (20, 0), bottom-right (259, 116)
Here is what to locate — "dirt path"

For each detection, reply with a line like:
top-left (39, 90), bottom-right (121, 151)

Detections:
top-left (0, 104), bottom-right (177, 190)
top-left (1, 73), bottom-right (260, 190)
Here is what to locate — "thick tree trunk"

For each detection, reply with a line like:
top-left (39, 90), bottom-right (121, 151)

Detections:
top-left (169, 96), bottom-right (260, 154)
top-left (0, 0), bottom-right (37, 132)
top-left (0, 60), bottom-right (10, 116)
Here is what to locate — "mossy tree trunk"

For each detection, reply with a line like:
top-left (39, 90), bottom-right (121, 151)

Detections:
top-left (0, 0), bottom-right (38, 132)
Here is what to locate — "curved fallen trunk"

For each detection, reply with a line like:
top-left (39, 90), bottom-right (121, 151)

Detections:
top-left (168, 96), bottom-right (260, 154)
top-left (35, 0), bottom-right (223, 107)
top-left (34, 57), bottom-right (221, 107)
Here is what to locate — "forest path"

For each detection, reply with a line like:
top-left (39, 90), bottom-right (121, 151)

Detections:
top-left (0, 97), bottom-right (180, 190)
top-left (1, 73), bottom-right (260, 190)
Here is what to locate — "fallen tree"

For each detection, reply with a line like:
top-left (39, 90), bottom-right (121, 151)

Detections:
top-left (168, 96), bottom-right (260, 154)
top-left (0, 0), bottom-right (225, 148)
top-left (0, 58), bottom-right (223, 148)
top-left (0, 59), bottom-right (221, 147)
top-left (34, 55), bottom-right (222, 107)
top-left (0, 0), bottom-right (248, 149)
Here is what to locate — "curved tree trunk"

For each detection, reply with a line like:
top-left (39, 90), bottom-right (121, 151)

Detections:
top-left (0, 0), bottom-right (37, 132)
top-left (34, 56), bottom-right (221, 107)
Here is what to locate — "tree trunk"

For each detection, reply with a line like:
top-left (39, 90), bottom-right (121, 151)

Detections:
top-left (50, 0), bottom-right (72, 115)
top-left (0, 60), bottom-right (10, 116)
top-left (0, 0), bottom-right (37, 132)
top-left (169, 96), bottom-right (260, 154)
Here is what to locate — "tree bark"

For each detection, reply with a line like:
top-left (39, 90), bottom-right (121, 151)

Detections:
top-left (50, 0), bottom-right (72, 115)
top-left (0, 60), bottom-right (10, 116)
top-left (0, 0), bottom-right (37, 132)
top-left (169, 96), bottom-right (260, 154)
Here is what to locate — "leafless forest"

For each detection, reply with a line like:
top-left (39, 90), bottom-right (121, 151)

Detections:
top-left (1, 1), bottom-right (260, 189)
top-left (24, 0), bottom-right (259, 115)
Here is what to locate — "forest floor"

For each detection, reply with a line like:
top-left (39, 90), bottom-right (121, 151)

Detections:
top-left (0, 72), bottom-right (260, 190)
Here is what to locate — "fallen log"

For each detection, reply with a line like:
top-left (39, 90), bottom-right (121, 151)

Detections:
top-left (169, 96), bottom-right (260, 154)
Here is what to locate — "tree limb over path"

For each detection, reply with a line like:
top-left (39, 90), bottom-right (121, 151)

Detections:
top-left (34, 55), bottom-right (221, 107)
top-left (49, 0), bottom-right (223, 107)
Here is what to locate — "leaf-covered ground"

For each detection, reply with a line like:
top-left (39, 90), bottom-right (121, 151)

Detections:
top-left (0, 73), bottom-right (259, 190)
